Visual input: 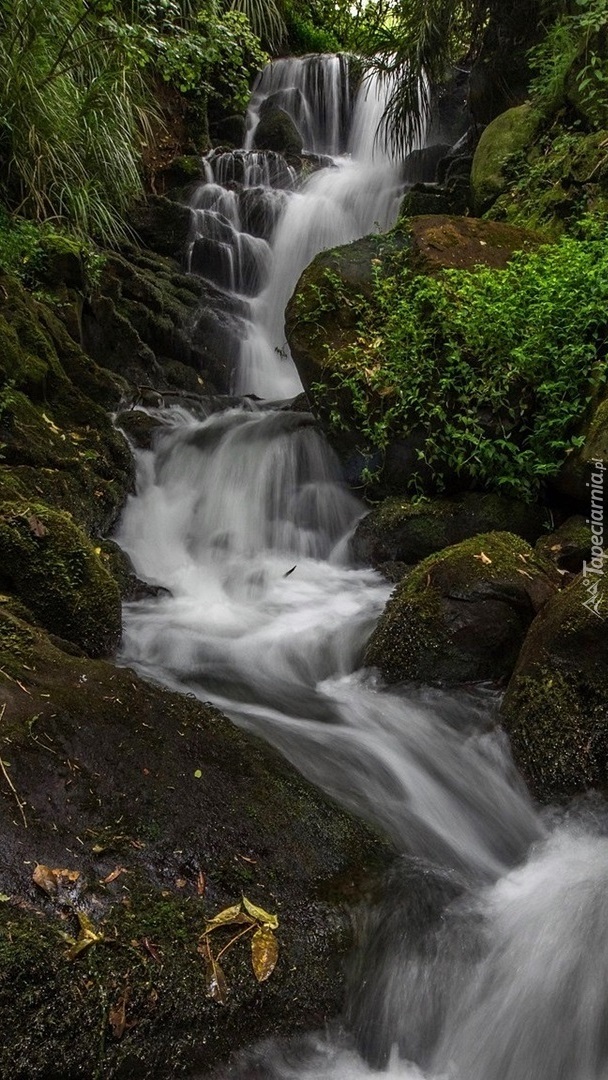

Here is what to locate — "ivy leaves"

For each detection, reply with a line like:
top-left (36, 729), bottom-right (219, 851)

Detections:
top-left (199, 896), bottom-right (280, 1003)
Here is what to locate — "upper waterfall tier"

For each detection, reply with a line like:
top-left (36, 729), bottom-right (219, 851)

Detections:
top-left (187, 54), bottom-right (424, 398)
top-left (245, 53), bottom-right (353, 156)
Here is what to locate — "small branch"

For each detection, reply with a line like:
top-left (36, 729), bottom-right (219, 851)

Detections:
top-left (215, 924), bottom-right (255, 961)
top-left (0, 704), bottom-right (28, 828)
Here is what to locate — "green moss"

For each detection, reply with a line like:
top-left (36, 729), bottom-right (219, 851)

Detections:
top-left (487, 127), bottom-right (608, 235)
top-left (502, 572), bottom-right (608, 798)
top-left (365, 532), bottom-right (558, 685)
top-left (353, 493), bottom-right (550, 567)
top-left (471, 104), bottom-right (542, 213)
top-left (0, 501), bottom-right (121, 656)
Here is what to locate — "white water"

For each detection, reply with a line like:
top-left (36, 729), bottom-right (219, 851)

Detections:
top-left (189, 57), bottom-right (407, 398)
top-left (118, 55), bottom-right (608, 1080)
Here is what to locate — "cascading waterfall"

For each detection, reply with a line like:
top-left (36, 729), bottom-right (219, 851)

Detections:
top-left (117, 53), bottom-right (608, 1080)
top-left (188, 55), bottom-right (408, 398)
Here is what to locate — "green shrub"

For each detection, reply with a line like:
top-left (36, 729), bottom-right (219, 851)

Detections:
top-left (313, 234), bottom-right (608, 498)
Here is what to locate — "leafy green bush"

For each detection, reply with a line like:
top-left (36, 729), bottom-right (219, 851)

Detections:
top-left (133, 0), bottom-right (267, 114)
top-left (313, 235), bottom-right (608, 498)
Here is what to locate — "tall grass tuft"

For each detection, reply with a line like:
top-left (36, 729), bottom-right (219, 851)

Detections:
top-left (0, 0), bottom-right (155, 244)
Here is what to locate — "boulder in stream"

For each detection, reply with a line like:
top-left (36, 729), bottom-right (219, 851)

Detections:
top-left (501, 571), bottom-right (608, 799)
top-left (364, 531), bottom-right (560, 685)
top-left (352, 493), bottom-right (550, 573)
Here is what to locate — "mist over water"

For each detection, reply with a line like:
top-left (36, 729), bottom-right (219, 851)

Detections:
top-left (118, 54), bottom-right (608, 1080)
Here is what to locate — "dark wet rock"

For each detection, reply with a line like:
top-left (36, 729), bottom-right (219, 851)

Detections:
top-left (130, 196), bottom-right (194, 261)
top-left (468, 43), bottom-right (532, 127)
top-left (400, 185), bottom-right (455, 218)
top-left (353, 494), bottom-right (551, 569)
top-left (253, 101), bottom-right (303, 158)
top-left (156, 154), bottom-right (205, 200)
top-left (238, 186), bottom-right (288, 241)
top-left (82, 248), bottom-right (241, 394)
top-left (402, 144), bottom-right (451, 185)
top-left (115, 408), bottom-right (166, 450)
top-left (364, 532), bottom-right (560, 686)
top-left (0, 610), bottom-right (392, 1080)
top-left (501, 571), bottom-right (608, 800)
top-left (427, 68), bottom-right (471, 147)
top-left (346, 858), bottom-right (469, 1069)
top-left (0, 501), bottom-right (121, 656)
top-left (535, 516), bottom-right (592, 575)
top-left (212, 112), bottom-right (247, 147)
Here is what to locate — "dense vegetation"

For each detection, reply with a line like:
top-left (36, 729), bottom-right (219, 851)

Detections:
top-left (311, 231), bottom-right (608, 498)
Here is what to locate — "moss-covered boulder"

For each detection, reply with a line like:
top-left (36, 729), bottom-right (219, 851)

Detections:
top-left (364, 532), bottom-right (559, 685)
top-left (353, 493), bottom-right (550, 571)
top-left (535, 515), bottom-right (591, 574)
top-left (0, 272), bottom-right (133, 534)
top-left (253, 101), bottom-right (303, 158)
top-left (501, 571), bottom-right (608, 800)
top-left (0, 610), bottom-right (391, 1079)
top-left (286, 216), bottom-right (542, 494)
top-left (553, 399), bottom-right (608, 504)
top-left (0, 501), bottom-right (121, 655)
top-left (471, 104), bottom-right (542, 213)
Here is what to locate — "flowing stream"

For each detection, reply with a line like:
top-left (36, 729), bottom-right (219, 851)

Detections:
top-left (117, 56), bottom-right (608, 1080)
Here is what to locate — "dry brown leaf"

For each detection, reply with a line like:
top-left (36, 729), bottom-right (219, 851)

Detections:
top-left (101, 866), bottom-right (128, 885)
top-left (242, 896), bottom-right (279, 930)
top-left (175, 877), bottom-right (187, 889)
top-left (109, 990), bottom-right (129, 1039)
top-left (473, 552), bottom-right (492, 565)
top-left (199, 938), bottom-right (228, 1004)
top-left (196, 871), bottom-right (206, 896)
top-left (251, 926), bottom-right (279, 982)
top-left (65, 913), bottom-right (104, 961)
top-left (28, 515), bottom-right (47, 538)
top-left (32, 864), bottom-right (80, 896)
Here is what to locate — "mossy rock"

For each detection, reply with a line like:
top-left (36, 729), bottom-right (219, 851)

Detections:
top-left (553, 399), bottom-right (608, 505)
top-left (286, 216), bottom-right (543, 495)
top-left (129, 197), bottom-right (193, 262)
top-left (0, 501), bottom-right (121, 656)
top-left (253, 102), bottom-right (303, 158)
top-left (0, 274), bottom-right (133, 534)
top-left (364, 531), bottom-right (560, 685)
top-left (0, 610), bottom-right (392, 1079)
top-left (501, 571), bottom-right (608, 800)
top-left (353, 493), bottom-right (550, 570)
top-left (486, 125), bottom-right (608, 235)
top-left (535, 515), bottom-right (591, 574)
top-left (471, 104), bottom-right (542, 213)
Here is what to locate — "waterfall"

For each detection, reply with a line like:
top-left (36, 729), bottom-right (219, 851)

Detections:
top-left (116, 53), bottom-right (608, 1080)
top-left (188, 54), bottom-right (411, 398)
